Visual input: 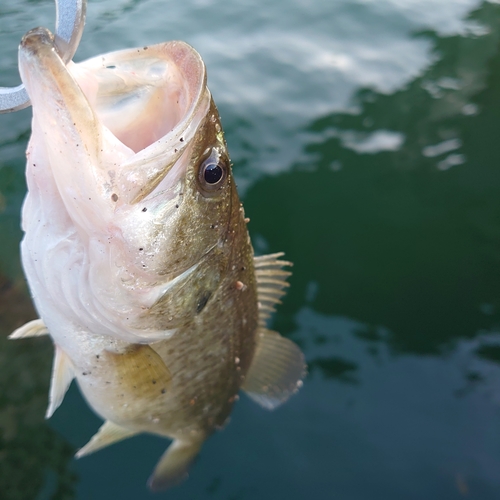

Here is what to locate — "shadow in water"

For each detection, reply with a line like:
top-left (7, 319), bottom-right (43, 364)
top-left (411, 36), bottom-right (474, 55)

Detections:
top-left (308, 357), bottom-right (358, 383)
top-left (0, 276), bottom-right (77, 500)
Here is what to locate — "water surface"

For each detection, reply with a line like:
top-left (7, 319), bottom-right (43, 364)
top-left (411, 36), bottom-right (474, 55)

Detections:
top-left (1, 0), bottom-right (500, 499)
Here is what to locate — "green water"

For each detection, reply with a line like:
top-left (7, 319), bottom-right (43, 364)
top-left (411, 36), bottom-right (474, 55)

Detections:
top-left (1, 0), bottom-right (500, 498)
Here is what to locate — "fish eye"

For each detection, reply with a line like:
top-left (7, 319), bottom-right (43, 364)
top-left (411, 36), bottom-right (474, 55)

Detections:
top-left (203, 162), bottom-right (223, 184)
top-left (198, 148), bottom-right (228, 196)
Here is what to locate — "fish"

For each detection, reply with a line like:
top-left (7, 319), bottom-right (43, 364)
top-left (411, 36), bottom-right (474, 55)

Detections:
top-left (10, 27), bottom-right (305, 490)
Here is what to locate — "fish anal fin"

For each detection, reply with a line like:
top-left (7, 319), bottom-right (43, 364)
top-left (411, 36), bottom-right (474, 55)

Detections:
top-left (9, 319), bottom-right (49, 339)
top-left (148, 438), bottom-right (204, 491)
top-left (46, 345), bottom-right (75, 419)
top-left (75, 420), bottom-right (138, 458)
top-left (242, 329), bottom-right (306, 410)
top-left (254, 253), bottom-right (292, 326)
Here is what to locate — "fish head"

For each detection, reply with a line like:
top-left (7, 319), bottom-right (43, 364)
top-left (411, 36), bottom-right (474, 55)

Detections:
top-left (19, 28), bottom-right (243, 341)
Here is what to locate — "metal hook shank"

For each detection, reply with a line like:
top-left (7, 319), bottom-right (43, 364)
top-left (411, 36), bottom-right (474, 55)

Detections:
top-left (55, 0), bottom-right (86, 65)
top-left (0, 0), bottom-right (87, 113)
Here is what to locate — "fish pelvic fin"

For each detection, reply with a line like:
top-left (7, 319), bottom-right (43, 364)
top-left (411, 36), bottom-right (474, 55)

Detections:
top-left (103, 344), bottom-right (173, 397)
top-left (75, 420), bottom-right (138, 459)
top-left (46, 345), bottom-right (75, 418)
top-left (242, 329), bottom-right (306, 410)
top-left (148, 438), bottom-right (204, 492)
top-left (9, 319), bottom-right (49, 339)
top-left (254, 252), bottom-right (292, 327)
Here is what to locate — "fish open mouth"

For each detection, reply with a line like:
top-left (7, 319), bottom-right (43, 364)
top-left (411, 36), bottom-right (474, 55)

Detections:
top-left (91, 57), bottom-right (194, 153)
top-left (78, 42), bottom-right (208, 155)
top-left (19, 28), bottom-right (210, 210)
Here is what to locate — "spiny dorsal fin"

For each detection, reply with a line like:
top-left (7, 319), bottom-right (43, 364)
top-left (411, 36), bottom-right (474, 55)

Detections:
top-left (46, 345), bottom-right (75, 418)
top-left (242, 329), bottom-right (306, 410)
top-left (9, 319), bottom-right (49, 339)
top-left (254, 253), bottom-right (292, 327)
top-left (148, 438), bottom-right (204, 491)
top-left (75, 420), bottom-right (138, 458)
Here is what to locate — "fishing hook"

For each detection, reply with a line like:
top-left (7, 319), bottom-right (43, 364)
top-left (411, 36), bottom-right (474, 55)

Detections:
top-left (0, 0), bottom-right (87, 113)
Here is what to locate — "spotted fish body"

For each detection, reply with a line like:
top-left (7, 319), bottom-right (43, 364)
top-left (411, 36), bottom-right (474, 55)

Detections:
top-left (11, 27), bottom-right (305, 490)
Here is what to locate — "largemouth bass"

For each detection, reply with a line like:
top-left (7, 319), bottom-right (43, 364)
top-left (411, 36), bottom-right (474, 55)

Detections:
top-left (11, 27), bottom-right (305, 490)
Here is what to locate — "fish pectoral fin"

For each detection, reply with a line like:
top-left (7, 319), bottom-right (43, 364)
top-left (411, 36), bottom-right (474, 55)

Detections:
top-left (242, 329), bottom-right (306, 410)
top-left (75, 420), bottom-right (138, 458)
top-left (148, 438), bottom-right (204, 492)
top-left (46, 345), bottom-right (75, 419)
top-left (9, 319), bottom-right (49, 339)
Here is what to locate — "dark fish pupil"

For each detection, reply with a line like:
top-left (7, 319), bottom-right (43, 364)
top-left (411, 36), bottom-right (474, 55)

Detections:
top-left (204, 163), bottom-right (223, 184)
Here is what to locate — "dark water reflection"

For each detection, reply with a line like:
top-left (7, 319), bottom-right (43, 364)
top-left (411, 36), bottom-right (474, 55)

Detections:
top-left (250, 2), bottom-right (500, 356)
top-left (1, 0), bottom-right (500, 499)
top-left (0, 277), bottom-right (76, 499)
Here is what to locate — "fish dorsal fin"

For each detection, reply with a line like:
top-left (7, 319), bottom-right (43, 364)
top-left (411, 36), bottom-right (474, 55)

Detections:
top-left (9, 319), bottom-right (49, 339)
top-left (46, 345), bottom-right (75, 418)
top-left (75, 420), bottom-right (138, 458)
top-left (242, 329), bottom-right (306, 410)
top-left (148, 438), bottom-right (204, 491)
top-left (254, 253), bottom-right (292, 327)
